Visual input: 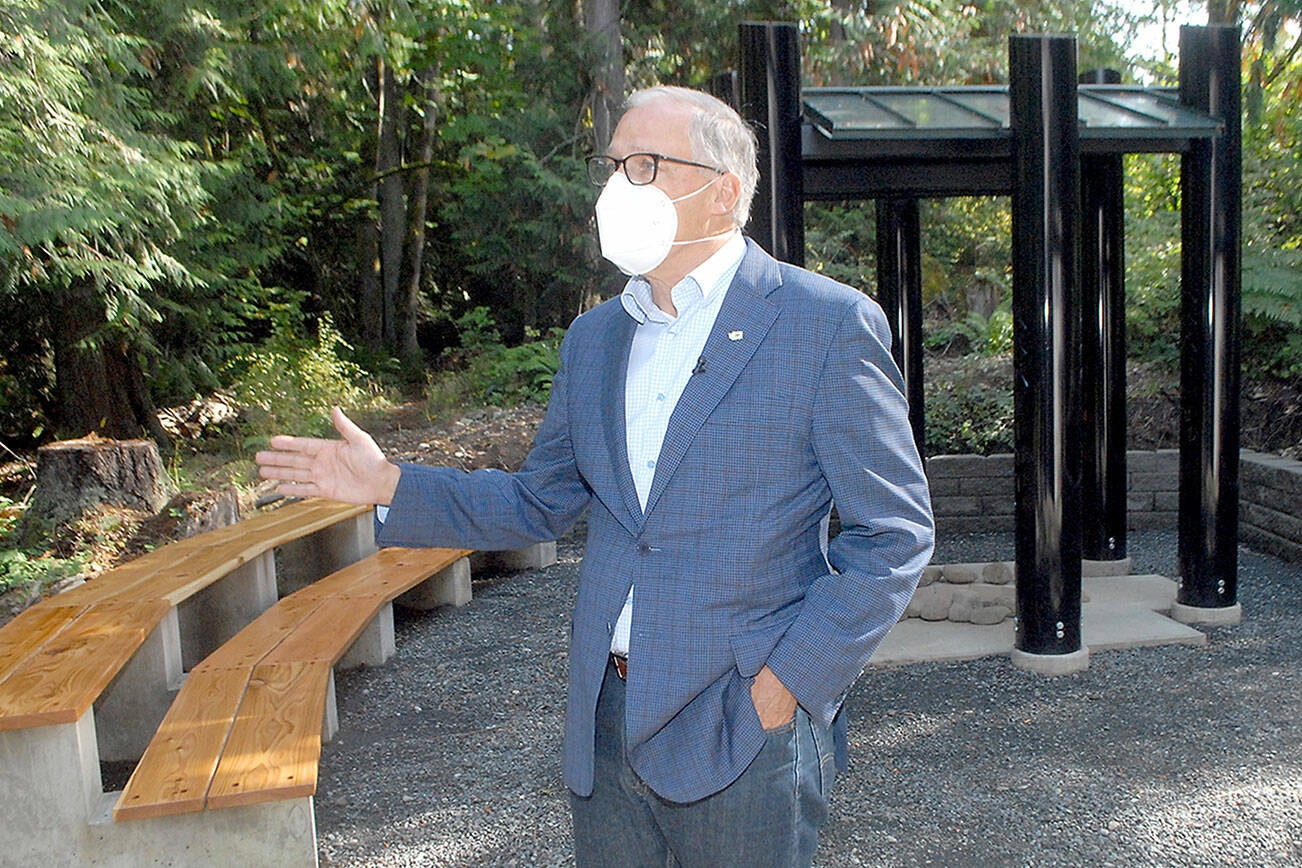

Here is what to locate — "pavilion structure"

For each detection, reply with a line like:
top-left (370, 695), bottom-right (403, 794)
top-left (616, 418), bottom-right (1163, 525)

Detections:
top-left (723, 22), bottom-right (1243, 672)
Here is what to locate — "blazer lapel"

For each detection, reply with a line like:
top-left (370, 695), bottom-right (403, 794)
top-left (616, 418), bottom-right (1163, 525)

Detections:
top-left (641, 242), bottom-right (782, 519)
top-left (596, 311), bottom-right (645, 533)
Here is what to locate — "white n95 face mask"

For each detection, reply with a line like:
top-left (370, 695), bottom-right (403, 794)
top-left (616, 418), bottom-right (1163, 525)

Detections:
top-left (594, 172), bottom-right (732, 276)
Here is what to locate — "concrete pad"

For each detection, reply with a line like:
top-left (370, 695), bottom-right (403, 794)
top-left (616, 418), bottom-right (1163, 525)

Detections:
top-left (1082, 557), bottom-right (1132, 577)
top-left (869, 572), bottom-right (1215, 670)
top-left (1170, 601), bottom-right (1243, 626)
top-left (1011, 646), bottom-right (1090, 674)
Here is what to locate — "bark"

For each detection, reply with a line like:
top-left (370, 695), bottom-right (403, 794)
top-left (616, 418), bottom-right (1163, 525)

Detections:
top-left (23, 436), bottom-right (174, 536)
top-left (377, 61), bottom-right (406, 349)
top-left (399, 70), bottom-right (439, 365)
top-left (359, 57), bottom-right (384, 350)
top-left (49, 278), bottom-right (171, 450)
top-left (584, 0), bottom-right (624, 151)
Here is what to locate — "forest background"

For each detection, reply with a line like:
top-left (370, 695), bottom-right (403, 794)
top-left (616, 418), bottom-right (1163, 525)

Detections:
top-left (1, 0), bottom-right (1300, 593)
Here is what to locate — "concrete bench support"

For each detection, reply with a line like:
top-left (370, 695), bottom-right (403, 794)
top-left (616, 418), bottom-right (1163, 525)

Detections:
top-left (276, 513), bottom-right (378, 597)
top-left (1, 669), bottom-right (320, 868)
top-left (93, 606), bottom-right (184, 762)
top-left (397, 556), bottom-right (472, 610)
top-left (178, 551), bottom-right (278, 671)
top-left (470, 540), bottom-right (556, 573)
top-left (337, 602), bottom-right (395, 670)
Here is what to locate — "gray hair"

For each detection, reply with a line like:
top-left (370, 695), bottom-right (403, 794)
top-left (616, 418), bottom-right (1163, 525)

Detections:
top-left (624, 86), bottom-right (759, 228)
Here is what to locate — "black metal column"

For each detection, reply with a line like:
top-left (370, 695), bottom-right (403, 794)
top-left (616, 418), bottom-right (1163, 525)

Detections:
top-left (1009, 35), bottom-right (1085, 664)
top-left (739, 21), bottom-right (805, 265)
top-left (875, 198), bottom-right (926, 454)
top-left (1177, 25), bottom-right (1241, 614)
top-left (1079, 68), bottom-right (1128, 562)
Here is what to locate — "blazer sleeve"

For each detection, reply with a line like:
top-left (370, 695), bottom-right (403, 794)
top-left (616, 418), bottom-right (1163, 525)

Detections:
top-left (763, 297), bottom-right (935, 727)
top-left (375, 329), bottom-right (591, 551)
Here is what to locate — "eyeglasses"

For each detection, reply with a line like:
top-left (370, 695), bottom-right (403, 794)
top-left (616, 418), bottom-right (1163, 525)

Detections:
top-left (586, 152), bottom-right (725, 187)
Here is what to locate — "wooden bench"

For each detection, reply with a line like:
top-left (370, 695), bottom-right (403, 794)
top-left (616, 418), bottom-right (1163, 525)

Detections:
top-left (0, 492), bottom-right (557, 866)
top-left (0, 498), bottom-right (385, 865)
top-left (114, 545), bottom-right (472, 822)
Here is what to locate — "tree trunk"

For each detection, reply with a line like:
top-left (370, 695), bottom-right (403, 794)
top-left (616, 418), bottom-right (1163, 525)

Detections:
top-left (377, 60), bottom-right (406, 349)
top-left (22, 435), bottom-right (174, 537)
top-left (359, 57), bottom-right (384, 351)
top-left (584, 0), bottom-right (624, 151)
top-left (399, 70), bottom-right (440, 365)
top-left (49, 278), bottom-right (171, 450)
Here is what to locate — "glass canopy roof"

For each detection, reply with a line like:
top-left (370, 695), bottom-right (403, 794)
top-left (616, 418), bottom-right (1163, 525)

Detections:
top-left (803, 85), bottom-right (1222, 143)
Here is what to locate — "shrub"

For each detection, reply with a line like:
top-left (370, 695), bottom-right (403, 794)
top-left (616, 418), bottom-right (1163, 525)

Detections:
top-left (426, 308), bottom-right (562, 414)
top-left (226, 315), bottom-right (384, 444)
top-left (924, 355), bottom-right (1015, 456)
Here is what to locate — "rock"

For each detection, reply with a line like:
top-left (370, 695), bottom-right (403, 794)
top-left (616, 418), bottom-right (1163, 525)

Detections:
top-left (970, 604), bottom-right (1011, 626)
top-left (948, 588), bottom-right (982, 622)
top-left (970, 583), bottom-right (1016, 609)
top-left (943, 563), bottom-right (978, 584)
top-left (918, 565), bottom-right (942, 587)
top-left (982, 561), bottom-right (1015, 585)
top-left (913, 585), bottom-right (954, 621)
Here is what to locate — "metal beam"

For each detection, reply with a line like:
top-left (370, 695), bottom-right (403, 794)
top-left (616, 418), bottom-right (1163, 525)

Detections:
top-left (875, 198), bottom-right (926, 455)
top-left (1175, 25), bottom-right (1242, 622)
top-left (1079, 69), bottom-right (1128, 562)
top-left (739, 21), bottom-right (805, 264)
top-left (1009, 34), bottom-right (1086, 669)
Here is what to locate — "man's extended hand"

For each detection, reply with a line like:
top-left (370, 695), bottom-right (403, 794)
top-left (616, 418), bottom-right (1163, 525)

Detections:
top-left (751, 665), bottom-right (798, 730)
top-left (255, 407), bottom-right (401, 506)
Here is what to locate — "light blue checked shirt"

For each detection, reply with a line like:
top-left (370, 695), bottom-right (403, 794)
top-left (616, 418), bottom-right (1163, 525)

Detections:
top-left (610, 231), bottom-right (746, 656)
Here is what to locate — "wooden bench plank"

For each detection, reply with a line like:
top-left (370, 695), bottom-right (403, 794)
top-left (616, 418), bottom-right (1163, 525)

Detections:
top-left (205, 662), bottom-right (331, 810)
top-left (190, 594), bottom-right (326, 673)
top-left (290, 547), bottom-right (471, 603)
top-left (0, 600), bottom-right (171, 730)
top-left (0, 605), bottom-right (87, 688)
top-left (259, 596), bottom-right (386, 667)
top-left (113, 667), bottom-right (252, 821)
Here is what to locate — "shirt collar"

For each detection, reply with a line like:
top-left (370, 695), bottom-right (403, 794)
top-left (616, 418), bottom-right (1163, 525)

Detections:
top-left (620, 231), bottom-right (746, 325)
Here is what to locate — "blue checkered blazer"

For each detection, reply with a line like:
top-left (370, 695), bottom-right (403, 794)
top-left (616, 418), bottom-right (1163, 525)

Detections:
top-left (377, 238), bottom-right (934, 803)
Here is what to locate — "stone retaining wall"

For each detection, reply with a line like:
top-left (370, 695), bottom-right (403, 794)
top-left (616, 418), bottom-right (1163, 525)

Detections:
top-left (926, 450), bottom-right (1301, 563)
top-left (926, 449), bottom-right (1180, 534)
top-left (1240, 450), bottom-right (1302, 563)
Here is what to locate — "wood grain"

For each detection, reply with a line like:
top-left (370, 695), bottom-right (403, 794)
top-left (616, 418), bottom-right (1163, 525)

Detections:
top-left (0, 600), bottom-right (171, 730)
top-left (0, 604), bottom-right (86, 688)
top-left (191, 594), bottom-right (326, 673)
top-left (205, 662), bottom-right (331, 809)
top-left (259, 595), bottom-right (386, 666)
top-left (113, 667), bottom-right (251, 821)
top-left (291, 547), bottom-right (471, 603)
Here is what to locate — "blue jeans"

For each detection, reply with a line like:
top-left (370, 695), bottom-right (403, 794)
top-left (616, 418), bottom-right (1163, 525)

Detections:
top-left (571, 659), bottom-right (836, 867)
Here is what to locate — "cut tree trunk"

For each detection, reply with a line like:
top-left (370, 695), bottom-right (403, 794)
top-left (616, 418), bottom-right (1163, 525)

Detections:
top-left (22, 436), bottom-right (175, 534)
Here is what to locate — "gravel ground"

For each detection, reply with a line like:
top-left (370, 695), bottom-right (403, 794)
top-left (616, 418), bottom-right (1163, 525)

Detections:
top-left (315, 528), bottom-right (1301, 867)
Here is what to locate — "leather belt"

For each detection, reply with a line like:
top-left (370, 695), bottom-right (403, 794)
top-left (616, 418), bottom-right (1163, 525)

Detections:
top-left (610, 653), bottom-right (628, 680)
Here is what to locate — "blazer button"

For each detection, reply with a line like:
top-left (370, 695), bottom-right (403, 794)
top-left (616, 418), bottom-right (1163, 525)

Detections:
top-left (636, 543), bottom-right (651, 554)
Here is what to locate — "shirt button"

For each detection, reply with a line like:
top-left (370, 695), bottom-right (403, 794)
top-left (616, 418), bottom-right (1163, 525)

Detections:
top-left (646, 460), bottom-right (656, 469)
top-left (656, 393), bottom-right (665, 401)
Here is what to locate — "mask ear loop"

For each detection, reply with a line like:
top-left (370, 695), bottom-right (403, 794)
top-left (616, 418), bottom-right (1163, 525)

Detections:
top-left (666, 174), bottom-right (739, 248)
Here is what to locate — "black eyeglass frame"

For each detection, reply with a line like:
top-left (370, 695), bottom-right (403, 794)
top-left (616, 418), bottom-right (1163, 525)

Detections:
top-left (586, 152), bottom-right (726, 187)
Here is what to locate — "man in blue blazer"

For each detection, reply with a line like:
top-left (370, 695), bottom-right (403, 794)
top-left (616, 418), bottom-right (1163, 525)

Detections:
top-left (258, 86), bottom-right (933, 866)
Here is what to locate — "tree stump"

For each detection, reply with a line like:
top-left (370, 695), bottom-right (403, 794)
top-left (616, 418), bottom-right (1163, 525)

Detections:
top-left (22, 436), bottom-right (175, 533)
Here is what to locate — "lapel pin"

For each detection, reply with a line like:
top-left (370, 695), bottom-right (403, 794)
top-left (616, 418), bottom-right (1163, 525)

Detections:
top-left (728, 330), bottom-right (744, 341)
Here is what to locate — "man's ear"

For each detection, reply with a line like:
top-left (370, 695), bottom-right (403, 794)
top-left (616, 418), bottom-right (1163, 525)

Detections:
top-left (712, 172), bottom-right (742, 216)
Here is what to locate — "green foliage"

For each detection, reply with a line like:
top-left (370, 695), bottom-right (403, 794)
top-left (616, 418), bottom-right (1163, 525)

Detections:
top-left (923, 356), bottom-right (1015, 456)
top-left (426, 308), bottom-right (562, 413)
top-left (227, 315), bottom-right (383, 443)
top-left (0, 497), bottom-right (84, 596)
